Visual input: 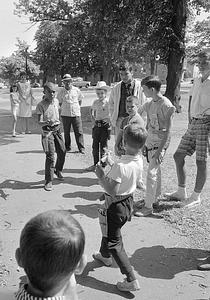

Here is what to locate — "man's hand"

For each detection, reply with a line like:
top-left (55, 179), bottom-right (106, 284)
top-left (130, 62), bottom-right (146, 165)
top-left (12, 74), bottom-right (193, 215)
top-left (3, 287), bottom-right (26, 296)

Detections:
top-left (95, 163), bottom-right (105, 179)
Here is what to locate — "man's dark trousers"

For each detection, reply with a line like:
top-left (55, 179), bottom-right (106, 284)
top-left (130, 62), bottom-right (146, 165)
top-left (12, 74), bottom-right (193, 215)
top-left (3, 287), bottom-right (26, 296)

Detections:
top-left (62, 116), bottom-right (85, 151)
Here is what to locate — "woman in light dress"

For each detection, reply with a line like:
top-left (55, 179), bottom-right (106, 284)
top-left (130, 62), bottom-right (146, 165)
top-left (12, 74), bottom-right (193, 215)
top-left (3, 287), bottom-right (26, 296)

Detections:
top-left (10, 83), bottom-right (20, 137)
top-left (17, 71), bottom-right (35, 134)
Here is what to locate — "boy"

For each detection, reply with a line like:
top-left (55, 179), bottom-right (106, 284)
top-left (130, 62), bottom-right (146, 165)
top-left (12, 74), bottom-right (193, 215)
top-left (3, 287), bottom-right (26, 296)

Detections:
top-left (165, 50), bottom-right (210, 208)
top-left (35, 82), bottom-right (66, 191)
top-left (15, 210), bottom-right (86, 300)
top-left (134, 75), bottom-right (175, 217)
top-left (115, 95), bottom-right (145, 157)
top-left (85, 81), bottom-right (111, 172)
top-left (93, 124), bottom-right (147, 292)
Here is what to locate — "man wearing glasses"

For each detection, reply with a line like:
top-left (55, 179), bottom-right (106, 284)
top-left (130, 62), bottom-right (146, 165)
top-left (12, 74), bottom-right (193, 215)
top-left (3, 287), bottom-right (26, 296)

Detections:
top-left (35, 82), bottom-right (66, 191)
top-left (166, 49), bottom-right (210, 208)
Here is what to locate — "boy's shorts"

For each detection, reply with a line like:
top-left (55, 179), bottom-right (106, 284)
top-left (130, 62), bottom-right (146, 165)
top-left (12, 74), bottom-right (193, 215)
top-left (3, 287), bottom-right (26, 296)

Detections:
top-left (176, 118), bottom-right (210, 161)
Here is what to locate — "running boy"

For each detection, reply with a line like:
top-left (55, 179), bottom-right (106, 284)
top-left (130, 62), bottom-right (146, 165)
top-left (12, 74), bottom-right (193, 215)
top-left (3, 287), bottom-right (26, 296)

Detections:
top-left (35, 82), bottom-right (66, 191)
top-left (115, 95), bottom-right (145, 156)
top-left (15, 210), bottom-right (86, 300)
top-left (85, 81), bottom-right (111, 172)
top-left (93, 123), bottom-right (147, 292)
top-left (134, 75), bottom-right (175, 217)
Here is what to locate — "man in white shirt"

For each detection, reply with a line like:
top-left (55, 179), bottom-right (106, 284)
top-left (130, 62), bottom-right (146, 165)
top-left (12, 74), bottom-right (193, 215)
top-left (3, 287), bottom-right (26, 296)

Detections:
top-left (109, 63), bottom-right (146, 139)
top-left (57, 74), bottom-right (85, 153)
top-left (166, 50), bottom-right (210, 208)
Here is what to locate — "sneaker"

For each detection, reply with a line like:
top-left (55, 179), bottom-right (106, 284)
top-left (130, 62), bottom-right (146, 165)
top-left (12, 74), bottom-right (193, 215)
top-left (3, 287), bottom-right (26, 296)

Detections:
top-left (134, 207), bottom-right (153, 217)
top-left (66, 147), bottom-right (71, 152)
top-left (79, 149), bottom-right (85, 154)
top-left (54, 170), bottom-right (64, 181)
top-left (181, 196), bottom-right (201, 208)
top-left (117, 279), bottom-right (140, 292)
top-left (133, 200), bottom-right (145, 210)
top-left (85, 165), bottom-right (96, 172)
top-left (164, 190), bottom-right (187, 201)
top-left (44, 181), bottom-right (52, 191)
top-left (92, 252), bottom-right (112, 266)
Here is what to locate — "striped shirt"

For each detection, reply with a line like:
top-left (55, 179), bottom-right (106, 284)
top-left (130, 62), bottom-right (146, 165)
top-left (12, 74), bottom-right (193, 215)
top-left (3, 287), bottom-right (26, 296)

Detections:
top-left (15, 285), bottom-right (65, 300)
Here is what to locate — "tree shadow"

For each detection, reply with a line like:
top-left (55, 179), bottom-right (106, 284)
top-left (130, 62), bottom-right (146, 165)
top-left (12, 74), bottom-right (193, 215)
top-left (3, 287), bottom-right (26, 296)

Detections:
top-left (63, 191), bottom-right (102, 201)
top-left (16, 150), bottom-right (43, 154)
top-left (130, 245), bottom-right (209, 280)
top-left (68, 204), bottom-right (100, 219)
top-left (76, 260), bottom-right (135, 299)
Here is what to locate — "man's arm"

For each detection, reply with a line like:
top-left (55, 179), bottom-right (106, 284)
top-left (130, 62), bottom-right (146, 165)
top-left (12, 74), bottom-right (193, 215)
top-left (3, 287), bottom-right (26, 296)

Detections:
top-left (108, 88), bottom-right (115, 122)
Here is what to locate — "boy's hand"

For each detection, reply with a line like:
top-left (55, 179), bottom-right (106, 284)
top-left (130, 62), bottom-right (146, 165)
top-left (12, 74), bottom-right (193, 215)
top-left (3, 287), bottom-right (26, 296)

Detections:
top-left (95, 163), bottom-right (104, 179)
top-left (152, 150), bottom-right (163, 164)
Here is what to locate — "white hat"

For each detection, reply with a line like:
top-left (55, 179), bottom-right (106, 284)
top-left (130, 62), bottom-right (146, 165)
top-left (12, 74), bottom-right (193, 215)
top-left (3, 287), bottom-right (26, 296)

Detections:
top-left (95, 81), bottom-right (110, 91)
top-left (62, 74), bottom-right (72, 81)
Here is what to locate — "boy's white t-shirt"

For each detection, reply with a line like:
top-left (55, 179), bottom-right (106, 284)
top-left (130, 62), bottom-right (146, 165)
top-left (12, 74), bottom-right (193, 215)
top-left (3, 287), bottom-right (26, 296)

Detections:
top-left (107, 154), bottom-right (143, 195)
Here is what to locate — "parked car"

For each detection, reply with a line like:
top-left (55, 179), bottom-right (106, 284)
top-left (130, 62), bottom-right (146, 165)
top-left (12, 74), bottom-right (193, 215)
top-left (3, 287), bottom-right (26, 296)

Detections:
top-left (72, 77), bottom-right (91, 88)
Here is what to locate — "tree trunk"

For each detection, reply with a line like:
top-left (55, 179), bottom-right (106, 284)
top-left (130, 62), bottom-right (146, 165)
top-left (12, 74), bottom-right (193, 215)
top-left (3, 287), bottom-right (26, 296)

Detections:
top-left (165, 0), bottom-right (187, 113)
top-left (102, 62), bottom-right (112, 85)
top-left (150, 59), bottom-right (155, 75)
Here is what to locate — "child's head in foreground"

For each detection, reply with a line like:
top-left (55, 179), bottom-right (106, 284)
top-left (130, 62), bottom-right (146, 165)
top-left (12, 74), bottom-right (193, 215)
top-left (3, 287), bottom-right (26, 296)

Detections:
top-left (123, 123), bottom-right (147, 155)
top-left (141, 75), bottom-right (162, 98)
top-left (126, 95), bottom-right (139, 116)
top-left (16, 210), bottom-right (86, 297)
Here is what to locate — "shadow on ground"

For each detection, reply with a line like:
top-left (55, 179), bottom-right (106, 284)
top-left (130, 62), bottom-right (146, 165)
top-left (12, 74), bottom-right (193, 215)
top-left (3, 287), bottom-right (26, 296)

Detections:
top-left (76, 260), bottom-right (135, 299)
top-left (130, 245), bottom-right (209, 279)
top-left (68, 204), bottom-right (100, 219)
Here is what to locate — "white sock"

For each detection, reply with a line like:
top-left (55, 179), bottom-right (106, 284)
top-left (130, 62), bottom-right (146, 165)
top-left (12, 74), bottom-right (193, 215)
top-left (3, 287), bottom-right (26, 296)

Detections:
top-left (190, 191), bottom-right (201, 201)
top-left (178, 186), bottom-right (187, 197)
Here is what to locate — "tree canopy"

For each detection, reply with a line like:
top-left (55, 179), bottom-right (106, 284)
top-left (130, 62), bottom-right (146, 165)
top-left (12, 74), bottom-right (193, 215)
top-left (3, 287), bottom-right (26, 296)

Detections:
top-left (15, 0), bottom-right (210, 107)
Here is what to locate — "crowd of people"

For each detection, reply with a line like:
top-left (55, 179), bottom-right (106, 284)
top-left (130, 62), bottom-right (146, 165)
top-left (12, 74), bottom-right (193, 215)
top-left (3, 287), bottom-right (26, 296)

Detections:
top-left (8, 49), bottom-right (210, 298)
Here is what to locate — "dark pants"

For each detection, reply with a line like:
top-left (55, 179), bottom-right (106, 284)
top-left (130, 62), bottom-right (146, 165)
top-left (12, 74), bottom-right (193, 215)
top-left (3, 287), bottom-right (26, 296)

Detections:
top-left (62, 116), bottom-right (84, 151)
top-left (41, 127), bottom-right (66, 183)
top-left (92, 125), bottom-right (110, 165)
top-left (99, 197), bottom-right (135, 281)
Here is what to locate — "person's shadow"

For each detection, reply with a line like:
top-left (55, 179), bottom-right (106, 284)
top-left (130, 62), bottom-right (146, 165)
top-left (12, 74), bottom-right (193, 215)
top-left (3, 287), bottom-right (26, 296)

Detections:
top-left (63, 191), bottom-right (102, 201)
top-left (130, 245), bottom-right (209, 279)
top-left (76, 260), bottom-right (135, 299)
top-left (68, 204), bottom-right (100, 219)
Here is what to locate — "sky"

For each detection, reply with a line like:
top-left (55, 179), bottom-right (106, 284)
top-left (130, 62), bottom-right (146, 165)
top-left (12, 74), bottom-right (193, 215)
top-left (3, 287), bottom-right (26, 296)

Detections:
top-left (0, 0), bottom-right (38, 58)
top-left (0, 1), bottom-right (209, 59)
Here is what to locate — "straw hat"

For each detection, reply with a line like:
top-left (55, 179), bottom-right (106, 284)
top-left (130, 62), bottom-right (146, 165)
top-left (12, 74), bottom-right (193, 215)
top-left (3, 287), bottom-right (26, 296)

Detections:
top-left (62, 74), bottom-right (72, 81)
top-left (95, 81), bottom-right (110, 91)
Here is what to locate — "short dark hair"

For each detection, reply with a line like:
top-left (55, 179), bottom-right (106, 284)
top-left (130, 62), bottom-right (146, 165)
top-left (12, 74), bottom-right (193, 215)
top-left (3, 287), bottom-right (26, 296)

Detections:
top-left (119, 62), bottom-right (133, 72)
top-left (20, 71), bottom-right (27, 77)
top-left (19, 210), bottom-right (85, 293)
top-left (10, 84), bottom-right (18, 93)
top-left (126, 95), bottom-right (139, 106)
top-left (123, 124), bottom-right (147, 150)
top-left (141, 75), bottom-right (162, 92)
top-left (196, 49), bottom-right (210, 61)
